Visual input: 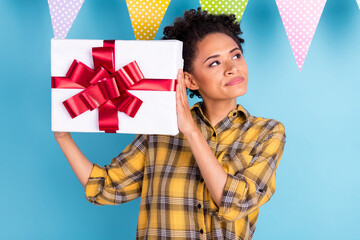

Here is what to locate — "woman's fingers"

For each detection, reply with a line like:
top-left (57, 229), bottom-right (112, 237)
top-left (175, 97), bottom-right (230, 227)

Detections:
top-left (176, 71), bottom-right (184, 113)
top-left (175, 68), bottom-right (196, 134)
top-left (177, 69), bottom-right (185, 106)
top-left (180, 70), bottom-right (187, 99)
top-left (176, 85), bottom-right (182, 109)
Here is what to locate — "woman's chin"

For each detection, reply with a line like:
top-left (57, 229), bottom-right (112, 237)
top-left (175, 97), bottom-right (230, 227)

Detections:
top-left (233, 87), bottom-right (247, 97)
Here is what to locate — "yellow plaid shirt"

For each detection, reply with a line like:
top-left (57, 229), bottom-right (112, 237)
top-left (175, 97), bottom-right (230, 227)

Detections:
top-left (85, 101), bottom-right (286, 240)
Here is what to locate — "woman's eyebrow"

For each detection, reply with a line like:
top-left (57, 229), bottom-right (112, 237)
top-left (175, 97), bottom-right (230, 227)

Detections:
top-left (229, 47), bottom-right (240, 53)
top-left (203, 47), bottom-right (240, 64)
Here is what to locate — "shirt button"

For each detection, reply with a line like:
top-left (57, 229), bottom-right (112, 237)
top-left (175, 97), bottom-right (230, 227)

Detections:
top-left (200, 229), bottom-right (204, 234)
top-left (212, 132), bottom-right (216, 137)
top-left (200, 178), bottom-right (204, 183)
top-left (197, 203), bottom-right (201, 209)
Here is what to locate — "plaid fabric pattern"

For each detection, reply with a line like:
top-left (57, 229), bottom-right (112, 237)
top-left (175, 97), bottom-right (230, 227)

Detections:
top-left (85, 101), bottom-right (286, 240)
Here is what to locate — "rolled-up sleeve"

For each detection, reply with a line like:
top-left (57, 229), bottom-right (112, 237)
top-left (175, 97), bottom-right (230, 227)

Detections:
top-left (84, 134), bottom-right (148, 206)
top-left (209, 122), bottom-right (286, 222)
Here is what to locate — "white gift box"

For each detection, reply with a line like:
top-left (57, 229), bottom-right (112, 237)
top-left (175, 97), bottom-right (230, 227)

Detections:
top-left (51, 38), bottom-right (183, 135)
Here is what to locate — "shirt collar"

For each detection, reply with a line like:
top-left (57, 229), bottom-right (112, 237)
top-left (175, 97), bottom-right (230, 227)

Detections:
top-left (190, 101), bottom-right (251, 125)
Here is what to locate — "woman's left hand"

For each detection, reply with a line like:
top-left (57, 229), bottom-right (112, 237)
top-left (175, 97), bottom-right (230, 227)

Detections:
top-left (176, 68), bottom-right (198, 136)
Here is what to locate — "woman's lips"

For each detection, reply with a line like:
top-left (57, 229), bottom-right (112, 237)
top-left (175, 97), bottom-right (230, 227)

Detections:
top-left (225, 77), bottom-right (244, 86)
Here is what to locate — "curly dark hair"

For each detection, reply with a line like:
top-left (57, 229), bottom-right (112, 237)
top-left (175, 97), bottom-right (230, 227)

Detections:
top-left (161, 7), bottom-right (245, 98)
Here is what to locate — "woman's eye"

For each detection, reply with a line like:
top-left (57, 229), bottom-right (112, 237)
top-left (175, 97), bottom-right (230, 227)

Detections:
top-left (209, 61), bottom-right (220, 67)
top-left (233, 53), bottom-right (241, 59)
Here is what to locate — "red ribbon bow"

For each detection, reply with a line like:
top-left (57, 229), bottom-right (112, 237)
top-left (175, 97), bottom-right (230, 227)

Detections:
top-left (52, 40), bottom-right (177, 133)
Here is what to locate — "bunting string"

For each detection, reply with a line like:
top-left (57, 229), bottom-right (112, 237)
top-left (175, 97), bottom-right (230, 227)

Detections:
top-left (47, 0), bottom-right (360, 71)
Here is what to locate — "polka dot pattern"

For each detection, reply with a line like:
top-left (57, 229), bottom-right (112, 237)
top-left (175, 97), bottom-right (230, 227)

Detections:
top-left (199, 0), bottom-right (249, 22)
top-left (276, 0), bottom-right (326, 71)
top-left (48, 0), bottom-right (84, 39)
top-left (126, 0), bottom-right (170, 40)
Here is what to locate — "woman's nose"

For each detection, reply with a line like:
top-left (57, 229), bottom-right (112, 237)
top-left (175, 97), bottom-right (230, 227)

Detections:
top-left (225, 62), bottom-right (239, 75)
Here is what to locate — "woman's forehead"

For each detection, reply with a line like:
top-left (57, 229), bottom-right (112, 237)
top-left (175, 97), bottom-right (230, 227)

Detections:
top-left (196, 33), bottom-right (239, 57)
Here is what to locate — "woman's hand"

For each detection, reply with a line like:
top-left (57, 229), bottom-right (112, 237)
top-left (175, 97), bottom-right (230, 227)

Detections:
top-left (176, 68), bottom-right (198, 136)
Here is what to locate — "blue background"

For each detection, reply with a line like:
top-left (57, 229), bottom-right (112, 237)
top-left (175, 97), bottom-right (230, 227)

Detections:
top-left (1, 0), bottom-right (359, 239)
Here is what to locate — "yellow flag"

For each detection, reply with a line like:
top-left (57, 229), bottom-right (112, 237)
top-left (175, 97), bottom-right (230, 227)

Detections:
top-left (126, 0), bottom-right (171, 40)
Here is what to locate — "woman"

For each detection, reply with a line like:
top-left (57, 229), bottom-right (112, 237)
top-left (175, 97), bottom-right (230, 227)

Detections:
top-left (55, 8), bottom-right (286, 240)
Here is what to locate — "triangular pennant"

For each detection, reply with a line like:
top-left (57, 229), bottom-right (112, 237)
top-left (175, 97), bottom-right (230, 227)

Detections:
top-left (276, 0), bottom-right (327, 71)
top-left (199, 0), bottom-right (249, 22)
top-left (357, 0), bottom-right (360, 10)
top-left (48, 0), bottom-right (85, 39)
top-left (126, 0), bottom-right (171, 40)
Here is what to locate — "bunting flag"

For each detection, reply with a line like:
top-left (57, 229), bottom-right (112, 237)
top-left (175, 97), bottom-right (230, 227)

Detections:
top-left (126, 0), bottom-right (171, 40)
top-left (48, 0), bottom-right (85, 38)
top-left (276, 0), bottom-right (327, 71)
top-left (357, 0), bottom-right (360, 9)
top-left (199, 0), bottom-right (249, 22)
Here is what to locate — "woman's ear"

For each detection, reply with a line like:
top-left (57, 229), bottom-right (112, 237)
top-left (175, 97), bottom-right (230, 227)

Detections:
top-left (183, 71), bottom-right (199, 90)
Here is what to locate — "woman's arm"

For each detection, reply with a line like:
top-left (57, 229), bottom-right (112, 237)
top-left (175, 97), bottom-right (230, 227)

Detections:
top-left (54, 132), bottom-right (93, 188)
top-left (184, 129), bottom-right (227, 207)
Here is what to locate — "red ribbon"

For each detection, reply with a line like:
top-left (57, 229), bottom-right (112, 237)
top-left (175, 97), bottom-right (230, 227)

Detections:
top-left (52, 40), bottom-right (177, 133)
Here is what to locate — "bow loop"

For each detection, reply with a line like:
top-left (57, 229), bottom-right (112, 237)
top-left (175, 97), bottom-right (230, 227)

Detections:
top-left (98, 77), bottom-right (121, 100)
top-left (89, 67), bottom-right (111, 85)
top-left (66, 60), bottom-right (94, 88)
top-left (79, 84), bottom-right (108, 111)
top-left (112, 91), bottom-right (143, 118)
top-left (114, 61), bottom-right (144, 91)
top-left (92, 47), bottom-right (115, 73)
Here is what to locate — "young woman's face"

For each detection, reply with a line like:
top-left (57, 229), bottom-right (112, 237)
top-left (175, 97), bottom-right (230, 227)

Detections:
top-left (187, 32), bottom-right (248, 101)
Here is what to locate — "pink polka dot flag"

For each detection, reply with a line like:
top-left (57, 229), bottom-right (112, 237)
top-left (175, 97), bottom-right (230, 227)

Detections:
top-left (275, 0), bottom-right (327, 71)
top-left (48, 0), bottom-right (85, 39)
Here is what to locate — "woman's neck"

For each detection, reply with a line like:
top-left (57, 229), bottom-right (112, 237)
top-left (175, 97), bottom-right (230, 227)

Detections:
top-left (201, 98), bottom-right (237, 127)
